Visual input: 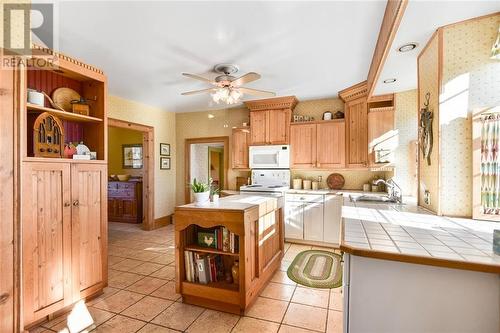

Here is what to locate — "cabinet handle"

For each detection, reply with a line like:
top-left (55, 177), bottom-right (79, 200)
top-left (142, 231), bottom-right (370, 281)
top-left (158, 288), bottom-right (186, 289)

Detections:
top-left (0, 293), bottom-right (9, 304)
top-left (64, 202), bottom-right (71, 207)
top-left (73, 200), bottom-right (79, 207)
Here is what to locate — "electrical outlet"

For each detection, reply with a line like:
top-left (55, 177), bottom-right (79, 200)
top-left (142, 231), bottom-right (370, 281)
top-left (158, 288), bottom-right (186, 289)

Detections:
top-left (424, 190), bottom-right (431, 205)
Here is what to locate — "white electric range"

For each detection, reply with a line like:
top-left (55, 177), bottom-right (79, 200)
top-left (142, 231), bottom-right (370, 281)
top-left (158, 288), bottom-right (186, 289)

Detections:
top-left (240, 169), bottom-right (290, 197)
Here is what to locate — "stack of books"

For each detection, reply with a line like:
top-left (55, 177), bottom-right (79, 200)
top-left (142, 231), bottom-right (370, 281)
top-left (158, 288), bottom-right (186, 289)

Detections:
top-left (196, 226), bottom-right (239, 253)
top-left (184, 251), bottom-right (227, 284)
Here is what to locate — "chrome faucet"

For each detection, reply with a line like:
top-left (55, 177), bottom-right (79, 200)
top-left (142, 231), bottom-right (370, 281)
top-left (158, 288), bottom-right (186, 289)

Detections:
top-left (374, 178), bottom-right (403, 203)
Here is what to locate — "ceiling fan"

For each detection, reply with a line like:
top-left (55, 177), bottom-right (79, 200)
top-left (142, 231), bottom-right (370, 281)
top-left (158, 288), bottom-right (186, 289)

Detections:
top-left (181, 64), bottom-right (276, 105)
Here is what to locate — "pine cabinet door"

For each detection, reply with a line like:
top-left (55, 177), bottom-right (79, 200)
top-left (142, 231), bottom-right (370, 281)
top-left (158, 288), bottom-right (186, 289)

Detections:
top-left (71, 163), bottom-right (107, 299)
top-left (346, 97), bottom-right (368, 168)
top-left (368, 108), bottom-right (395, 166)
top-left (290, 123), bottom-right (317, 169)
top-left (303, 202), bottom-right (324, 242)
top-left (22, 162), bottom-right (72, 325)
top-left (250, 111), bottom-right (268, 145)
top-left (268, 109), bottom-right (291, 144)
top-left (232, 128), bottom-right (250, 169)
top-left (317, 121), bottom-right (346, 168)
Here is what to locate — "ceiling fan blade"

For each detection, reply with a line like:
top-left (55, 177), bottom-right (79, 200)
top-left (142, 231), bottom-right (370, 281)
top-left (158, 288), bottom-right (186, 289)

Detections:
top-left (238, 87), bottom-right (276, 97)
top-left (230, 72), bottom-right (261, 87)
top-left (181, 88), bottom-right (217, 96)
top-left (182, 72), bottom-right (216, 85)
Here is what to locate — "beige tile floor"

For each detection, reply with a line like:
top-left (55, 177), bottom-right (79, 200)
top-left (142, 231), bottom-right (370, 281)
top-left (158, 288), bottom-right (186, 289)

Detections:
top-left (31, 222), bottom-right (343, 333)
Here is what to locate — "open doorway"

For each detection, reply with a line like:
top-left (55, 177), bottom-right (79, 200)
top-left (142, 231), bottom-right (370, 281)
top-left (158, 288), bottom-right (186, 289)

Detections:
top-left (185, 137), bottom-right (229, 203)
top-left (108, 118), bottom-right (155, 230)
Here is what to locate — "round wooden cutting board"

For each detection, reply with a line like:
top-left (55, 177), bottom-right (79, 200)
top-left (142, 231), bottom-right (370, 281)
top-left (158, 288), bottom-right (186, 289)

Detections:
top-left (327, 173), bottom-right (345, 190)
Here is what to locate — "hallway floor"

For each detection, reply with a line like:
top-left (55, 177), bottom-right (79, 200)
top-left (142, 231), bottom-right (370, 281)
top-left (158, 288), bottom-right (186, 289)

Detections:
top-left (31, 222), bottom-right (343, 333)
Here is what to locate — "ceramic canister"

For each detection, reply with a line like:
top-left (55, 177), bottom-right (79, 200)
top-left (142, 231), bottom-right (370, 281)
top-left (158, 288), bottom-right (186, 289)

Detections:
top-left (293, 178), bottom-right (302, 190)
top-left (27, 89), bottom-right (44, 106)
top-left (303, 180), bottom-right (312, 190)
top-left (312, 181), bottom-right (319, 190)
top-left (363, 183), bottom-right (371, 192)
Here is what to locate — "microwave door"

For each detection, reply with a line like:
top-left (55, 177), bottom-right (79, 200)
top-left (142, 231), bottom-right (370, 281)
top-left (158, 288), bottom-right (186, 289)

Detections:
top-left (251, 150), bottom-right (279, 168)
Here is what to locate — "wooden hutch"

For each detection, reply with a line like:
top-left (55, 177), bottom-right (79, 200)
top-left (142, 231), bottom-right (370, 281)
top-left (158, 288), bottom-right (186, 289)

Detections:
top-left (17, 46), bottom-right (108, 328)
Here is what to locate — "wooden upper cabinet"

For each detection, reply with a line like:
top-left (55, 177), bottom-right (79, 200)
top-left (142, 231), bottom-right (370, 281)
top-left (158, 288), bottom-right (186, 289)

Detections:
top-left (245, 96), bottom-right (298, 146)
top-left (317, 121), bottom-right (345, 169)
top-left (290, 120), bottom-right (345, 169)
top-left (22, 162), bottom-right (73, 325)
top-left (232, 128), bottom-right (250, 169)
top-left (290, 123), bottom-right (317, 169)
top-left (249, 111), bottom-right (268, 145)
top-left (345, 97), bottom-right (368, 168)
top-left (71, 164), bottom-right (107, 298)
top-left (368, 107), bottom-right (395, 166)
top-left (268, 109), bottom-right (291, 144)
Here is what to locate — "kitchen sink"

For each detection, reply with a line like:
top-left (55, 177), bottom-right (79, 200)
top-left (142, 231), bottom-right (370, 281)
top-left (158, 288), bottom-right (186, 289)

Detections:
top-left (349, 194), bottom-right (400, 203)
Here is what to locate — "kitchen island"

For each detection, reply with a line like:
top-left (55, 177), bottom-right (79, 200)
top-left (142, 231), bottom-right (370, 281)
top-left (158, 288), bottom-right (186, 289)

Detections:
top-left (174, 194), bottom-right (284, 314)
top-left (340, 195), bottom-right (500, 333)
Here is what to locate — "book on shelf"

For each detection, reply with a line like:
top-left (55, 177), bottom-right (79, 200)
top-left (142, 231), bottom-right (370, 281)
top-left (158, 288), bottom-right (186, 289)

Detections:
top-left (195, 226), bottom-right (239, 254)
top-left (184, 250), bottom-right (234, 284)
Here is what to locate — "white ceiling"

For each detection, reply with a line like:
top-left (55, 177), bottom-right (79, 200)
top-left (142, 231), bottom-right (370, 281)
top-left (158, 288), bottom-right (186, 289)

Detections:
top-left (374, 1), bottom-right (500, 96)
top-left (51, 1), bottom-right (386, 112)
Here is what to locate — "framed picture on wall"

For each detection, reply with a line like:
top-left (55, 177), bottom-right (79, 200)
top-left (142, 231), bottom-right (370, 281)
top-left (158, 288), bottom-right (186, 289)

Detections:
top-left (123, 144), bottom-right (143, 169)
top-left (160, 157), bottom-right (171, 170)
top-left (160, 143), bottom-right (170, 156)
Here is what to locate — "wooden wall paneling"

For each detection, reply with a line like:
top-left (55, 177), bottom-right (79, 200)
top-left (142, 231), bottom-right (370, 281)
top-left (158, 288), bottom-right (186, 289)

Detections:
top-left (21, 162), bottom-right (72, 325)
top-left (317, 121), bottom-right (346, 168)
top-left (366, 0), bottom-right (408, 98)
top-left (0, 53), bottom-right (17, 333)
top-left (71, 163), bottom-right (108, 299)
top-left (290, 123), bottom-right (317, 169)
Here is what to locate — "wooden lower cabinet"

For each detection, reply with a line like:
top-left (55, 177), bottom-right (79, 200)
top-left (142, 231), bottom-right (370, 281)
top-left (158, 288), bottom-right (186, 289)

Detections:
top-left (71, 164), bottom-right (107, 298)
top-left (22, 162), bottom-right (107, 326)
top-left (108, 181), bottom-right (143, 223)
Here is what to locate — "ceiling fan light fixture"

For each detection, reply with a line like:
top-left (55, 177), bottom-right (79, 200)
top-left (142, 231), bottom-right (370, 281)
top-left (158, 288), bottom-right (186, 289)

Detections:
top-left (211, 87), bottom-right (243, 105)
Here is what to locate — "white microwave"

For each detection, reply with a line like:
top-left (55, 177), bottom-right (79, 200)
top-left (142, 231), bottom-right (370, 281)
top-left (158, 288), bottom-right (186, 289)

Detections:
top-left (249, 145), bottom-right (290, 169)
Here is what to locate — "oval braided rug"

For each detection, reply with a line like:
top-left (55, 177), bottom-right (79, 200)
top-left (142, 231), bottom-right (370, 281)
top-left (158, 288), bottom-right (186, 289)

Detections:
top-left (287, 250), bottom-right (342, 289)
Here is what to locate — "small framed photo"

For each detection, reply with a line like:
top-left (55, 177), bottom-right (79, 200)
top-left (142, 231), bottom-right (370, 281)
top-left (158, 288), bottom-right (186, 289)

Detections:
top-left (160, 157), bottom-right (171, 170)
top-left (123, 144), bottom-right (143, 169)
top-left (160, 143), bottom-right (170, 156)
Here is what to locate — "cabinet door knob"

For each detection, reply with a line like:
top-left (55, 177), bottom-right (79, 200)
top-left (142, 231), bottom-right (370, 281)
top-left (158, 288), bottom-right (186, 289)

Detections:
top-left (64, 202), bottom-right (71, 207)
top-left (0, 293), bottom-right (9, 304)
top-left (73, 200), bottom-right (79, 207)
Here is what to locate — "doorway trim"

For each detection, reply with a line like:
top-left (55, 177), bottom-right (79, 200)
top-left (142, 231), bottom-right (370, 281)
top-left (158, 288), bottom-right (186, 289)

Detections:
top-left (185, 136), bottom-right (229, 204)
top-left (108, 118), bottom-right (155, 230)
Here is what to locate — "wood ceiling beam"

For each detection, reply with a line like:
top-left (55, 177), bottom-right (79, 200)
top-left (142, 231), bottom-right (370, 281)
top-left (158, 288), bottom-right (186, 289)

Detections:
top-left (366, 0), bottom-right (408, 99)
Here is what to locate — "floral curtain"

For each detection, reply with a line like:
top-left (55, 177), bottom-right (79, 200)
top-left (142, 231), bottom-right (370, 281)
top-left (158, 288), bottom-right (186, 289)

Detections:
top-left (481, 114), bottom-right (500, 214)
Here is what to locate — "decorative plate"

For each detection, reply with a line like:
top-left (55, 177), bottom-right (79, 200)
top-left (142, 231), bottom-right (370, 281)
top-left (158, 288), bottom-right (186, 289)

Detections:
top-left (52, 87), bottom-right (81, 112)
top-left (327, 173), bottom-right (345, 190)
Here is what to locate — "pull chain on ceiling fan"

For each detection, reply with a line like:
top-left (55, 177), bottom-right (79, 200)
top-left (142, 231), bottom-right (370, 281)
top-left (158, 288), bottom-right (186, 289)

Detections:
top-left (181, 64), bottom-right (276, 105)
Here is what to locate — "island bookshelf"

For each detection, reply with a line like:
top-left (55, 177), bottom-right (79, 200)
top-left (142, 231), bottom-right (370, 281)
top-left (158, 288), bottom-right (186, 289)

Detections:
top-left (175, 197), bottom-right (285, 314)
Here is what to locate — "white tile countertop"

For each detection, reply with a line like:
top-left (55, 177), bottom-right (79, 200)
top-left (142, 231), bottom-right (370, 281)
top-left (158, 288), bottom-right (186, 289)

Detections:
top-left (341, 196), bottom-right (500, 273)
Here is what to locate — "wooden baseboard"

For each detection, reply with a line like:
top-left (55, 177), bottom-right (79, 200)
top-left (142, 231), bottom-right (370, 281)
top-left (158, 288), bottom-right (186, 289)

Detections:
top-left (154, 215), bottom-right (173, 228)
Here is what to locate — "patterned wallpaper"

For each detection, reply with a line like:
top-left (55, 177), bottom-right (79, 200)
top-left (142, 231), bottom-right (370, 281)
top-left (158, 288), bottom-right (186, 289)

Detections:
top-left (293, 98), bottom-right (345, 120)
top-left (291, 170), bottom-right (387, 191)
top-left (440, 14), bottom-right (500, 217)
top-left (108, 95), bottom-right (177, 219)
top-left (418, 33), bottom-right (441, 214)
top-left (393, 89), bottom-right (418, 196)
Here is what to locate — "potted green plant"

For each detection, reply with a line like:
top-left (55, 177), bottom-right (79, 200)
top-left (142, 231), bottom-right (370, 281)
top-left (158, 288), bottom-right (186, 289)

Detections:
top-left (191, 178), bottom-right (210, 204)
